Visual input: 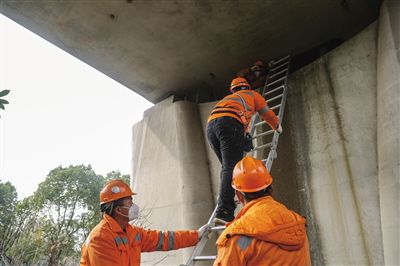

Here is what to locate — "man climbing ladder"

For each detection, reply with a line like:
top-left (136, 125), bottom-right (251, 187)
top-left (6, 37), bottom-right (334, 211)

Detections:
top-left (206, 77), bottom-right (282, 224)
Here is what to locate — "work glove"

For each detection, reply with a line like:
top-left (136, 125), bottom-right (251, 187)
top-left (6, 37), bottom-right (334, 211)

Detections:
top-left (276, 124), bottom-right (283, 134)
top-left (198, 224), bottom-right (211, 239)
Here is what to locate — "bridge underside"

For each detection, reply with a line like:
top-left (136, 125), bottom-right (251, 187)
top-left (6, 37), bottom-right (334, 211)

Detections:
top-left (1, 0), bottom-right (380, 102)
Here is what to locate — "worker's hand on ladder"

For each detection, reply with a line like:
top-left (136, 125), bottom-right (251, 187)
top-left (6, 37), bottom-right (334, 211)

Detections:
top-left (276, 124), bottom-right (283, 134)
top-left (198, 224), bottom-right (211, 240)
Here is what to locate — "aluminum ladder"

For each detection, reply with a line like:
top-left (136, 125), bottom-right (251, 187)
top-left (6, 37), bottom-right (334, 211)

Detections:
top-left (182, 55), bottom-right (291, 266)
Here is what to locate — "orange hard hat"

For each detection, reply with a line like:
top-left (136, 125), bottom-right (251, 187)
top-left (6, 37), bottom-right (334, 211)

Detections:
top-left (230, 77), bottom-right (250, 92)
top-left (232, 156), bottom-right (273, 192)
top-left (100, 179), bottom-right (136, 204)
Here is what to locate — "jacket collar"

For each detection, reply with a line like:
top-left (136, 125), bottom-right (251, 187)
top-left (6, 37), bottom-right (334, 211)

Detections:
top-left (103, 213), bottom-right (125, 233)
top-left (225, 196), bottom-right (271, 227)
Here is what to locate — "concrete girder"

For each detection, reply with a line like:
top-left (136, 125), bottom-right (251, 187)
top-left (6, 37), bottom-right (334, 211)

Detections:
top-left (1, 0), bottom-right (381, 103)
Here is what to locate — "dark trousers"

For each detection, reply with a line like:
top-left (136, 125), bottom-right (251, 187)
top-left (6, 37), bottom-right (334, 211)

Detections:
top-left (206, 117), bottom-right (244, 214)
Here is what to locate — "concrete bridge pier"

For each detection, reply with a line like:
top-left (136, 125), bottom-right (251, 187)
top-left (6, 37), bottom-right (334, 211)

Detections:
top-left (377, 1), bottom-right (400, 265)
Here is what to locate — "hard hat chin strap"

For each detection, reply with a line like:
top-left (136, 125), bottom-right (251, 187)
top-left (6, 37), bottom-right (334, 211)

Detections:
top-left (235, 190), bottom-right (246, 205)
top-left (100, 201), bottom-right (115, 216)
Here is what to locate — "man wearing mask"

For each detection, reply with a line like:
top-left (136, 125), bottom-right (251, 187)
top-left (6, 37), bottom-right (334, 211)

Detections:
top-left (80, 179), bottom-right (206, 266)
top-left (207, 77), bottom-right (281, 224)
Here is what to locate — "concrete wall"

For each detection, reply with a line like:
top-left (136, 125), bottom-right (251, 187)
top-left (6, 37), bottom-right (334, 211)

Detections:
top-left (287, 21), bottom-right (384, 265)
top-left (377, 1), bottom-right (400, 265)
top-left (131, 2), bottom-right (398, 264)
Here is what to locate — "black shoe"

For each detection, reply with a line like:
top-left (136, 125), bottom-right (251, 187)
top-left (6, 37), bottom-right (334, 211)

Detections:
top-left (214, 210), bottom-right (234, 225)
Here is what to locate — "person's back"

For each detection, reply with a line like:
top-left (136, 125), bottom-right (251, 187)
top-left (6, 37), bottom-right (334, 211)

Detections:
top-left (208, 88), bottom-right (280, 133)
top-left (214, 196), bottom-right (310, 266)
top-left (214, 157), bottom-right (311, 265)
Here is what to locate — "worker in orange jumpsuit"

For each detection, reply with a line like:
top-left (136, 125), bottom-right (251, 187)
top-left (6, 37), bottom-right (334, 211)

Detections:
top-left (214, 156), bottom-right (311, 266)
top-left (237, 60), bottom-right (268, 90)
top-left (80, 179), bottom-right (206, 266)
top-left (207, 77), bottom-right (281, 224)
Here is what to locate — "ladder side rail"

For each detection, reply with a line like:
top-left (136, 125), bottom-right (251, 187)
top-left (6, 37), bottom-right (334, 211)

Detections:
top-left (265, 59), bottom-right (291, 171)
top-left (248, 60), bottom-right (274, 137)
top-left (247, 58), bottom-right (276, 158)
top-left (276, 59), bottom-right (291, 124)
top-left (183, 205), bottom-right (219, 266)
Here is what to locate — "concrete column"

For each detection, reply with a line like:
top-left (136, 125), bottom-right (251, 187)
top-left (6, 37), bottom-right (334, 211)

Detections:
top-left (174, 100), bottom-right (214, 229)
top-left (131, 97), bottom-right (214, 265)
top-left (377, 1), bottom-right (400, 265)
top-left (198, 101), bottom-right (220, 203)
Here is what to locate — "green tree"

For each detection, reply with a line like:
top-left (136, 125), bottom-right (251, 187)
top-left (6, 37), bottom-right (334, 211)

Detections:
top-left (6, 197), bottom-right (44, 265)
top-left (105, 170), bottom-right (130, 185)
top-left (33, 165), bottom-right (104, 265)
top-left (0, 181), bottom-right (18, 264)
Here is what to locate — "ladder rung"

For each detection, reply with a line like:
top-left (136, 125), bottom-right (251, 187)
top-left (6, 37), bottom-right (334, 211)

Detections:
top-left (267, 93), bottom-right (283, 103)
top-left (267, 76), bottom-right (286, 87)
top-left (272, 55), bottom-right (290, 65)
top-left (270, 61), bottom-right (289, 72)
top-left (271, 104), bottom-right (281, 110)
top-left (210, 226), bottom-right (225, 232)
top-left (268, 68), bottom-right (287, 79)
top-left (255, 120), bottom-right (266, 127)
top-left (264, 85), bottom-right (284, 96)
top-left (194, 256), bottom-right (217, 261)
top-left (253, 129), bottom-right (274, 138)
top-left (253, 142), bottom-right (273, 151)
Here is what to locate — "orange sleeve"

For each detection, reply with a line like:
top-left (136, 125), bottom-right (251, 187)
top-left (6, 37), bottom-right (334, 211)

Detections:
top-left (253, 92), bottom-right (279, 130)
top-left (138, 228), bottom-right (199, 252)
top-left (214, 236), bottom-right (247, 266)
top-left (83, 233), bottom-right (121, 266)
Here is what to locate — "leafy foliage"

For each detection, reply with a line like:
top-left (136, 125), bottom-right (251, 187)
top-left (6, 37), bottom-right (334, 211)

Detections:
top-left (0, 89), bottom-right (10, 110)
top-left (0, 167), bottom-right (131, 265)
top-left (0, 181), bottom-right (18, 264)
top-left (32, 165), bottom-right (104, 265)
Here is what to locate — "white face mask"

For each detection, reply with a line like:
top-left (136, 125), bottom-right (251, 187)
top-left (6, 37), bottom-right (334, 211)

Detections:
top-left (119, 203), bottom-right (140, 221)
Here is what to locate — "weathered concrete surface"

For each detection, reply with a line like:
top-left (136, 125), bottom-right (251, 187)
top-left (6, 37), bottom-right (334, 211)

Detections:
top-left (131, 97), bottom-right (214, 265)
top-left (1, 0), bottom-right (381, 102)
top-left (377, 1), bottom-right (400, 264)
top-left (287, 22), bottom-right (384, 265)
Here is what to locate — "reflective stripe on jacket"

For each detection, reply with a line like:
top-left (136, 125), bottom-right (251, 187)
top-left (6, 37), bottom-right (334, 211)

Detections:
top-left (80, 214), bottom-right (199, 266)
top-left (214, 196), bottom-right (311, 266)
top-left (207, 90), bottom-right (279, 131)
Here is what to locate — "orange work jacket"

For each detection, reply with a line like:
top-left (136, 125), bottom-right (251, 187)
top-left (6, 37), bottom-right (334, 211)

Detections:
top-left (80, 214), bottom-right (199, 266)
top-left (207, 90), bottom-right (279, 132)
top-left (214, 196), bottom-right (311, 266)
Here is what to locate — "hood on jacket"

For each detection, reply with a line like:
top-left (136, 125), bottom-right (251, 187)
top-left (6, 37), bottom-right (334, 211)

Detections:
top-left (217, 196), bottom-right (307, 251)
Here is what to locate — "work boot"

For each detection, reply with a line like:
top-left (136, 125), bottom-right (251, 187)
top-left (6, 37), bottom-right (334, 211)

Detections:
top-left (214, 209), bottom-right (234, 225)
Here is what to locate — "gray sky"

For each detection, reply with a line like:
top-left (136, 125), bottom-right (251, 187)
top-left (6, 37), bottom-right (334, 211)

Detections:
top-left (0, 14), bottom-right (153, 199)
